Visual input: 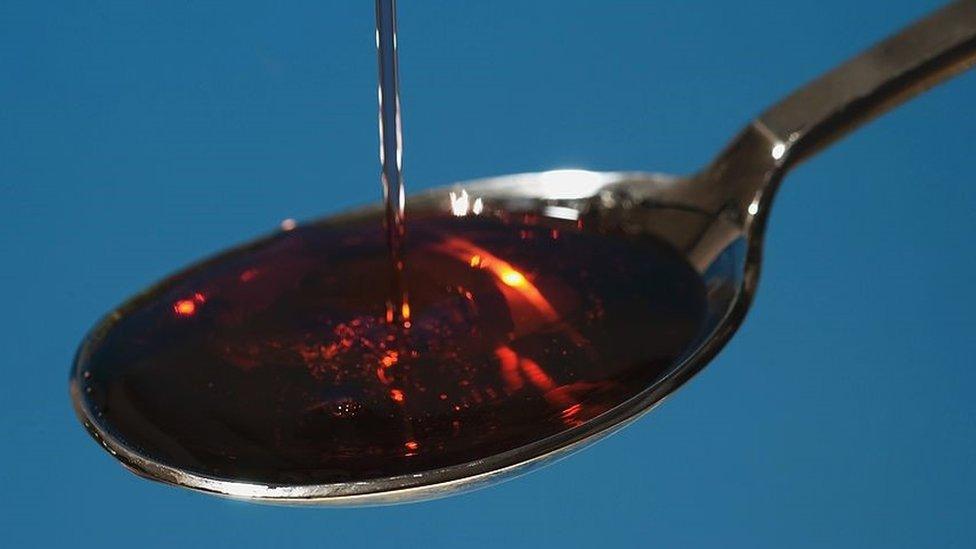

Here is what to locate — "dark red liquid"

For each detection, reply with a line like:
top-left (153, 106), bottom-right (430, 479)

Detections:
top-left (74, 211), bottom-right (707, 485)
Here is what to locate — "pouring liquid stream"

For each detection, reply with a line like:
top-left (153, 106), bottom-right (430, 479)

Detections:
top-left (376, 0), bottom-right (409, 326)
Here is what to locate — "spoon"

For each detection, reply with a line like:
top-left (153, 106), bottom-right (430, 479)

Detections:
top-left (71, 1), bottom-right (976, 504)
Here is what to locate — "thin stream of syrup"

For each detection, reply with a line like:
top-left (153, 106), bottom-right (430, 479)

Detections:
top-left (375, 0), bottom-right (409, 325)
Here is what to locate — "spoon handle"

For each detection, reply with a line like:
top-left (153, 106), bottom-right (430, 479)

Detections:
top-left (759, 0), bottom-right (976, 168)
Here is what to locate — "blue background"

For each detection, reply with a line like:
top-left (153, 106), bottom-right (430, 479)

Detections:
top-left (3, 1), bottom-right (975, 546)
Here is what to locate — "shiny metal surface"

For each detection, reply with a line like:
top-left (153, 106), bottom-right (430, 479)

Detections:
top-left (71, 0), bottom-right (976, 504)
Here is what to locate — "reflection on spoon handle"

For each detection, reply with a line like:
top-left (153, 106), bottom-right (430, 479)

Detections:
top-left (760, 0), bottom-right (976, 168)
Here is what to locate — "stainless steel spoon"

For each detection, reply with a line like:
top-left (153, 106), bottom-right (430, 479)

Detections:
top-left (71, 0), bottom-right (976, 504)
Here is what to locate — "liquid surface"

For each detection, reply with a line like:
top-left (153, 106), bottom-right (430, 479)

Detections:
top-left (75, 212), bottom-right (708, 485)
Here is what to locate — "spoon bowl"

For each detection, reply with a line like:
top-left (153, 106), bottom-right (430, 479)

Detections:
top-left (71, 169), bottom-right (743, 505)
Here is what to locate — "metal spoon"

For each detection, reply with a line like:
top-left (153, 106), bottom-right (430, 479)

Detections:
top-left (71, 0), bottom-right (976, 504)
